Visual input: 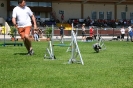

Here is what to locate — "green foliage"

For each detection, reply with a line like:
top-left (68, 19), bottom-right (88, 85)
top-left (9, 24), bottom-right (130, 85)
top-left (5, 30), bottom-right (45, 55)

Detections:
top-left (45, 26), bottom-right (52, 38)
top-left (1, 41), bottom-right (133, 88)
top-left (10, 26), bottom-right (17, 38)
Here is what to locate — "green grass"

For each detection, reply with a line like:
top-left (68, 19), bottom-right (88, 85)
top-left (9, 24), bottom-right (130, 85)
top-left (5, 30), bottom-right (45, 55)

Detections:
top-left (1, 40), bottom-right (133, 88)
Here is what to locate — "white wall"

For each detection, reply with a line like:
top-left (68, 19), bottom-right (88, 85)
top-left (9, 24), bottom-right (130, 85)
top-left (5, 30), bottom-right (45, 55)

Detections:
top-left (52, 3), bottom-right (133, 21)
top-left (84, 4), bottom-right (114, 19)
top-left (0, 0), bottom-right (7, 20)
top-left (52, 3), bottom-right (81, 22)
top-left (117, 5), bottom-right (133, 20)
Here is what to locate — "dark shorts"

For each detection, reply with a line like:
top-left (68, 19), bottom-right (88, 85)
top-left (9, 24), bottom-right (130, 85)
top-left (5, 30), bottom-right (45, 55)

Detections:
top-left (60, 31), bottom-right (63, 35)
top-left (82, 31), bottom-right (86, 37)
top-left (121, 34), bottom-right (125, 39)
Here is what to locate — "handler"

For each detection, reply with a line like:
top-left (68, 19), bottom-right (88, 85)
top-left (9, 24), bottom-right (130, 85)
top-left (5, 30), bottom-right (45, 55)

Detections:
top-left (12, 0), bottom-right (37, 55)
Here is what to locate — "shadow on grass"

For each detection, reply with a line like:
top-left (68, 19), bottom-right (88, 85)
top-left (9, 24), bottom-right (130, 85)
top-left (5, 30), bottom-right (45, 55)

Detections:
top-left (14, 53), bottom-right (28, 55)
top-left (14, 53), bottom-right (35, 55)
top-left (89, 52), bottom-right (99, 54)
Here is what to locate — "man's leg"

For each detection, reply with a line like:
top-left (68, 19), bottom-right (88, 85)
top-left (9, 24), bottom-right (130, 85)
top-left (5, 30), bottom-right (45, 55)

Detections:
top-left (130, 36), bottom-right (133, 42)
top-left (18, 27), bottom-right (33, 55)
top-left (82, 32), bottom-right (84, 41)
top-left (82, 36), bottom-right (84, 41)
top-left (61, 34), bottom-right (64, 43)
top-left (60, 34), bottom-right (63, 43)
top-left (18, 26), bottom-right (33, 55)
top-left (18, 27), bottom-right (30, 52)
top-left (24, 26), bottom-right (34, 55)
top-left (23, 38), bottom-right (30, 51)
top-left (24, 35), bottom-right (32, 49)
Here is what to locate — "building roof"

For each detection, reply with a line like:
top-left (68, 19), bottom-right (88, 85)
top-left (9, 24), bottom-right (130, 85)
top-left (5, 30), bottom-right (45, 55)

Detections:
top-left (51, 0), bottom-right (133, 4)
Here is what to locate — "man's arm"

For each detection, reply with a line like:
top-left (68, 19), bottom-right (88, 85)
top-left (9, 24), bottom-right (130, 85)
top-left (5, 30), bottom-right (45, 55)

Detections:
top-left (31, 15), bottom-right (37, 29)
top-left (12, 17), bottom-right (17, 27)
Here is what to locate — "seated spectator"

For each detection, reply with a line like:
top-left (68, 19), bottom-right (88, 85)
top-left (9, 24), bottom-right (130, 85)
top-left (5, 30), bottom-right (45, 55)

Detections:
top-left (33, 29), bottom-right (40, 41)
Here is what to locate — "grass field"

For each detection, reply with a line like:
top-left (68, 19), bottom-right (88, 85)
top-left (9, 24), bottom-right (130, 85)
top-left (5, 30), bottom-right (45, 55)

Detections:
top-left (0, 40), bottom-right (133, 88)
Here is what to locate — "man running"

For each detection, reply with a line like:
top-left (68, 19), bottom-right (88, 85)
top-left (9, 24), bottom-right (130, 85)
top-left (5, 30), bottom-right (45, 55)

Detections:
top-left (12, 0), bottom-right (37, 55)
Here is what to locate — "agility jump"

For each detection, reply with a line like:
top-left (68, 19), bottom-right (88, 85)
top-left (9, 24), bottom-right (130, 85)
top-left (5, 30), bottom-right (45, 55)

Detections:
top-left (44, 24), bottom-right (84, 65)
top-left (93, 28), bottom-right (106, 53)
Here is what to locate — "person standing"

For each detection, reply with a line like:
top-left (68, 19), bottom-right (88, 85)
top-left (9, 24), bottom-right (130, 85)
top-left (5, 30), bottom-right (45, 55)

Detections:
top-left (89, 26), bottom-right (94, 37)
top-left (59, 25), bottom-right (65, 43)
top-left (81, 24), bottom-right (86, 41)
top-left (12, 0), bottom-right (37, 55)
top-left (128, 25), bottom-right (133, 42)
top-left (120, 26), bottom-right (125, 41)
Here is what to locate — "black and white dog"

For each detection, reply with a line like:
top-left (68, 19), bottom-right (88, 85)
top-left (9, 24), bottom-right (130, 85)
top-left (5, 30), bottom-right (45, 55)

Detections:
top-left (93, 43), bottom-right (101, 53)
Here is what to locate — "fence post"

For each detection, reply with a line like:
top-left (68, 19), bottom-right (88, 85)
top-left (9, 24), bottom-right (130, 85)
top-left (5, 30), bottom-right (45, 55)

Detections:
top-left (113, 28), bottom-right (114, 37)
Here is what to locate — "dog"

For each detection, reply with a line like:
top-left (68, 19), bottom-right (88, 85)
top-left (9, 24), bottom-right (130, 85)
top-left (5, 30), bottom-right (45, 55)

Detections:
top-left (86, 36), bottom-right (93, 41)
top-left (117, 35), bottom-right (121, 40)
top-left (111, 36), bottom-right (121, 41)
top-left (93, 43), bottom-right (101, 53)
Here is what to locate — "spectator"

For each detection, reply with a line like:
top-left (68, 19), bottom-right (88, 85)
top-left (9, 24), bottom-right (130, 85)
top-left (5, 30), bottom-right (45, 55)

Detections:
top-left (33, 29), bottom-right (40, 41)
top-left (59, 24), bottom-right (65, 43)
top-left (128, 26), bottom-right (133, 42)
top-left (81, 23), bottom-right (86, 41)
top-left (89, 26), bottom-right (94, 37)
top-left (120, 26), bottom-right (125, 41)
